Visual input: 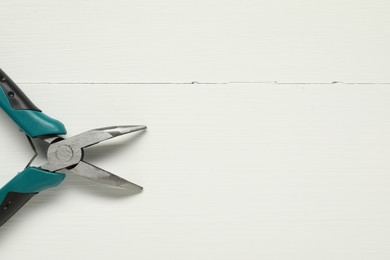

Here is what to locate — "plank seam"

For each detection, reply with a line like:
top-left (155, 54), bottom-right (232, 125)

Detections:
top-left (16, 81), bottom-right (390, 85)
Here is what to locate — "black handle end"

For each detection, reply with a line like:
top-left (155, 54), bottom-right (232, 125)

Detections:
top-left (0, 69), bottom-right (41, 111)
top-left (0, 192), bottom-right (37, 227)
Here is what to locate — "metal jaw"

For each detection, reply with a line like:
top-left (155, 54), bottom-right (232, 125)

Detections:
top-left (40, 125), bottom-right (146, 190)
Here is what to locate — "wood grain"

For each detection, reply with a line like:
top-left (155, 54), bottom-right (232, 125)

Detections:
top-left (0, 83), bottom-right (389, 259)
top-left (1, 0), bottom-right (390, 83)
top-left (1, 0), bottom-right (390, 258)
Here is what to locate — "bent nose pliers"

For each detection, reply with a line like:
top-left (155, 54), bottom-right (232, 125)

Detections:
top-left (0, 69), bottom-right (146, 227)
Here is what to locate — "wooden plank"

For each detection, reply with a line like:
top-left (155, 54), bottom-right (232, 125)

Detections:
top-left (0, 83), bottom-right (389, 259)
top-left (1, 0), bottom-right (390, 83)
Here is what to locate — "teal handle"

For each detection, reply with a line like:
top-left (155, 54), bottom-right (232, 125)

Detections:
top-left (0, 86), bottom-right (66, 137)
top-left (0, 167), bottom-right (65, 202)
top-left (0, 167), bottom-right (65, 226)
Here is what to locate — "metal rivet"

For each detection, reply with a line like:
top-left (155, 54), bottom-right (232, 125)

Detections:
top-left (3, 202), bottom-right (10, 210)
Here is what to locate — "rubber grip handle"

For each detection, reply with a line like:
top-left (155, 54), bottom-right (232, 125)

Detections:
top-left (0, 167), bottom-right (65, 227)
top-left (0, 69), bottom-right (67, 137)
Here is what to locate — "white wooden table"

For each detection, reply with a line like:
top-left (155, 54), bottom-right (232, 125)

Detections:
top-left (1, 1), bottom-right (390, 259)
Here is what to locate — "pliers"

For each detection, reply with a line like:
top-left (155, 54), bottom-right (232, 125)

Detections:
top-left (0, 69), bottom-right (146, 227)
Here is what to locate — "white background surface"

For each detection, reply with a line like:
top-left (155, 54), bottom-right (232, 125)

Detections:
top-left (1, 0), bottom-right (390, 259)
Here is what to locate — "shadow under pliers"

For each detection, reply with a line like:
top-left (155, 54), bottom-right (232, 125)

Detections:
top-left (0, 68), bottom-right (147, 227)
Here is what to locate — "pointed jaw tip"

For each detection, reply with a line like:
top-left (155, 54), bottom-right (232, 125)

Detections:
top-left (135, 125), bottom-right (147, 130)
top-left (121, 182), bottom-right (144, 191)
top-left (123, 125), bottom-right (147, 133)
